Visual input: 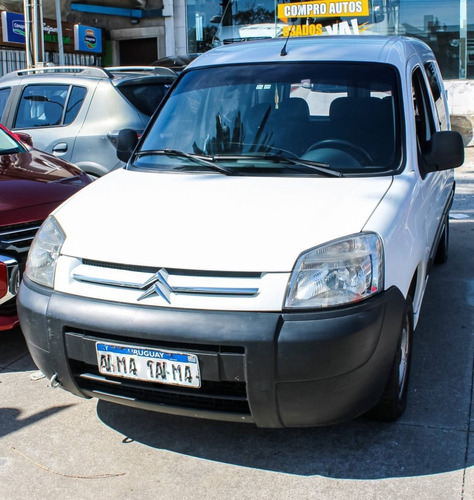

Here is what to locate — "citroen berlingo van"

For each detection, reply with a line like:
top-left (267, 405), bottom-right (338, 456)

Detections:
top-left (18, 36), bottom-right (464, 427)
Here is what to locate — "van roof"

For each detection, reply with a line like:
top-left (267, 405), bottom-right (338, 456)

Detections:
top-left (186, 35), bottom-right (435, 70)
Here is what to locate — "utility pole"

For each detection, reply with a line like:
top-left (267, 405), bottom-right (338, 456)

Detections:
top-left (460, 0), bottom-right (467, 79)
top-left (54, 0), bottom-right (65, 65)
top-left (23, 0), bottom-right (45, 68)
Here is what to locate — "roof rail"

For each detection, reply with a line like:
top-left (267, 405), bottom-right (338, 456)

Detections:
top-left (106, 66), bottom-right (177, 76)
top-left (15, 66), bottom-right (112, 78)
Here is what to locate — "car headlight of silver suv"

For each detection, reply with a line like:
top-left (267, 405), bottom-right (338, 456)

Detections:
top-left (285, 233), bottom-right (384, 309)
top-left (25, 216), bottom-right (65, 288)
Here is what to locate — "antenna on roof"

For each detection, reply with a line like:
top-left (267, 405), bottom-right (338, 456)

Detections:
top-left (280, 18), bottom-right (297, 56)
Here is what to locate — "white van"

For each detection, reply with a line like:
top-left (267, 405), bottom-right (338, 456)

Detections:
top-left (18, 36), bottom-right (464, 427)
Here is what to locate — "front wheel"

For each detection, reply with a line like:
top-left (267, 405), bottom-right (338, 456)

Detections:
top-left (366, 299), bottom-right (413, 421)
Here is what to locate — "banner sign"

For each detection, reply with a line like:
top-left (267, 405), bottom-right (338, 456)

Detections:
top-left (74, 25), bottom-right (102, 53)
top-left (277, 0), bottom-right (371, 37)
top-left (1, 11), bottom-right (74, 46)
top-left (277, 0), bottom-right (370, 23)
top-left (1, 11), bottom-right (25, 44)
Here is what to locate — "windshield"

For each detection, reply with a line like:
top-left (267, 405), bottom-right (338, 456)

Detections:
top-left (135, 62), bottom-right (402, 176)
top-left (0, 127), bottom-right (26, 155)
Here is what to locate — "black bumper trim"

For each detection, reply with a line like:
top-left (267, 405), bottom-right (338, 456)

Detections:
top-left (18, 276), bottom-right (406, 427)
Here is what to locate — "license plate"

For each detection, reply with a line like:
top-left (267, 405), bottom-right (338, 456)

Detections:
top-left (95, 342), bottom-right (201, 388)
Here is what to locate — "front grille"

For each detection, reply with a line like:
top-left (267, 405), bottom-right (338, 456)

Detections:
top-left (65, 329), bottom-right (250, 416)
top-left (66, 327), bottom-right (245, 354)
top-left (0, 220), bottom-right (43, 253)
top-left (70, 360), bottom-right (250, 414)
top-left (81, 259), bottom-right (260, 278)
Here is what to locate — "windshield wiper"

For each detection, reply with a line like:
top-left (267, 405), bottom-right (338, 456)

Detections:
top-left (212, 153), bottom-right (343, 178)
top-left (272, 154), bottom-right (343, 177)
top-left (134, 149), bottom-right (236, 176)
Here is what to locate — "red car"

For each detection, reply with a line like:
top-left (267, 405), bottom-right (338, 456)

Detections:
top-left (0, 124), bottom-right (90, 330)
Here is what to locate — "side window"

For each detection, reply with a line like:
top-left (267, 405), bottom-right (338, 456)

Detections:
top-left (0, 87), bottom-right (11, 120)
top-left (64, 86), bottom-right (87, 125)
top-left (412, 67), bottom-right (436, 154)
top-left (424, 62), bottom-right (448, 131)
top-left (14, 84), bottom-right (68, 129)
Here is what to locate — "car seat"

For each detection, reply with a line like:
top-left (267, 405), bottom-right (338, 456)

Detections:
top-left (273, 97), bottom-right (312, 156)
top-left (328, 97), bottom-right (395, 165)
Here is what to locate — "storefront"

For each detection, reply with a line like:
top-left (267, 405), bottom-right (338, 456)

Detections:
top-left (184, 0), bottom-right (474, 81)
top-left (0, 10), bottom-right (103, 76)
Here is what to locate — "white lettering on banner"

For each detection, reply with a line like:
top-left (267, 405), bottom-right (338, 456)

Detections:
top-left (278, 0), bottom-right (368, 23)
top-left (329, 1), bottom-right (363, 15)
top-left (284, 3), bottom-right (328, 17)
top-left (325, 19), bottom-right (360, 35)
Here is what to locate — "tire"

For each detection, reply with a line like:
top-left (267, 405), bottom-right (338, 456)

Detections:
top-left (434, 216), bottom-right (449, 264)
top-left (366, 299), bottom-right (413, 422)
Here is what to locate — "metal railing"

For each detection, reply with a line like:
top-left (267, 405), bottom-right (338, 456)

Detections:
top-left (0, 49), bottom-right (102, 78)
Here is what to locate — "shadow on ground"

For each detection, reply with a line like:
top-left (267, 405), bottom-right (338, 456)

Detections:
top-left (0, 327), bottom-right (34, 373)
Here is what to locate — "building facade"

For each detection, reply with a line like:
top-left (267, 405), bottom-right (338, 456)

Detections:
top-left (0, 1), bottom-right (472, 79)
top-left (182, 0), bottom-right (474, 80)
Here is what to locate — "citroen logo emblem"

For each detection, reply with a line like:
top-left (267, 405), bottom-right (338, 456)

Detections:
top-left (136, 268), bottom-right (259, 303)
top-left (137, 268), bottom-right (172, 303)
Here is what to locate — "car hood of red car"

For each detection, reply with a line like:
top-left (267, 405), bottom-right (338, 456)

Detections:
top-left (0, 148), bottom-right (90, 226)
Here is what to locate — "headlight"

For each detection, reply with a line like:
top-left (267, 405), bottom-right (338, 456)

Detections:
top-left (25, 216), bottom-right (65, 288)
top-left (285, 233), bottom-right (384, 309)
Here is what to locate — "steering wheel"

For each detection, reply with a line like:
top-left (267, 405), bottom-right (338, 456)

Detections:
top-left (306, 139), bottom-right (373, 165)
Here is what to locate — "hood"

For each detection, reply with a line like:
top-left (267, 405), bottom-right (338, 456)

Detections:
top-left (57, 168), bottom-right (392, 272)
top-left (0, 149), bottom-right (89, 226)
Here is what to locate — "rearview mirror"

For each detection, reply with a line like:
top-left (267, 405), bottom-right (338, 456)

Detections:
top-left (423, 130), bottom-right (464, 172)
top-left (116, 129), bottom-right (139, 163)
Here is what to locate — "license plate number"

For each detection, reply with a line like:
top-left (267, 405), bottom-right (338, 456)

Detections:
top-left (95, 342), bottom-right (201, 388)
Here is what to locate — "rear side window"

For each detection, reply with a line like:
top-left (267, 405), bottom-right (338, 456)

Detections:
top-left (116, 81), bottom-right (174, 117)
top-left (412, 66), bottom-right (437, 179)
top-left (0, 87), bottom-right (11, 120)
top-left (14, 84), bottom-right (87, 128)
top-left (424, 62), bottom-right (448, 131)
top-left (64, 86), bottom-right (87, 125)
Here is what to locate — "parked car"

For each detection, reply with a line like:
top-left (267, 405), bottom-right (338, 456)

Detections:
top-left (18, 36), bottom-right (464, 427)
top-left (0, 124), bottom-right (90, 331)
top-left (0, 66), bottom-right (176, 178)
top-left (152, 55), bottom-right (197, 74)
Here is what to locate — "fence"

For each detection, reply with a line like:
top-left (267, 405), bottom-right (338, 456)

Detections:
top-left (0, 48), bottom-right (102, 76)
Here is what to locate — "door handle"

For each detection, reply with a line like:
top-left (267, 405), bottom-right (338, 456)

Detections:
top-left (52, 143), bottom-right (68, 155)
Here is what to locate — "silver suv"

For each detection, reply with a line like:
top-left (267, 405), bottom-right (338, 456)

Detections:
top-left (0, 66), bottom-right (176, 177)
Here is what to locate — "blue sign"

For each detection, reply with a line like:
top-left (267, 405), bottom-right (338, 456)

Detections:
top-left (74, 25), bottom-right (102, 53)
top-left (1, 12), bottom-right (26, 44)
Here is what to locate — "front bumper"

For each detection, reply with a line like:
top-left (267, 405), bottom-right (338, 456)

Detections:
top-left (17, 276), bottom-right (405, 427)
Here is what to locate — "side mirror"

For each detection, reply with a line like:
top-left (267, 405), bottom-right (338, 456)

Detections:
top-left (423, 130), bottom-right (464, 172)
top-left (116, 129), bottom-right (139, 163)
top-left (210, 15), bottom-right (222, 23)
top-left (16, 132), bottom-right (33, 147)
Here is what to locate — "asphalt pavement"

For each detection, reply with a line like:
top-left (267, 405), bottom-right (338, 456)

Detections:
top-left (1, 152), bottom-right (473, 499)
